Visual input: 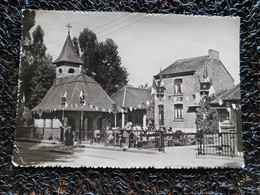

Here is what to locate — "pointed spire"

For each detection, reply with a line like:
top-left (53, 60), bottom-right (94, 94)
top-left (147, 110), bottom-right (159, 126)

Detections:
top-left (53, 27), bottom-right (82, 65)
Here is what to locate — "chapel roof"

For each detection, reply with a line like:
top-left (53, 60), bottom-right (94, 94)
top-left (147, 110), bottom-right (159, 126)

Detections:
top-left (111, 86), bottom-right (152, 109)
top-left (31, 73), bottom-right (115, 112)
top-left (53, 34), bottom-right (83, 65)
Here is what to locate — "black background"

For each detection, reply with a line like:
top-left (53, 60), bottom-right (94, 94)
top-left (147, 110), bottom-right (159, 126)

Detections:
top-left (0, 0), bottom-right (259, 194)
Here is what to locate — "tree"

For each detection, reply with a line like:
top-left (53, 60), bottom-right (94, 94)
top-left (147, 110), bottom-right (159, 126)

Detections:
top-left (19, 24), bottom-right (55, 111)
top-left (72, 37), bottom-right (80, 57)
top-left (95, 39), bottom-right (128, 95)
top-left (78, 28), bottom-right (98, 72)
top-left (146, 99), bottom-right (155, 127)
top-left (25, 26), bottom-right (55, 109)
top-left (28, 54), bottom-right (55, 108)
top-left (17, 10), bottom-right (36, 127)
top-left (78, 28), bottom-right (128, 96)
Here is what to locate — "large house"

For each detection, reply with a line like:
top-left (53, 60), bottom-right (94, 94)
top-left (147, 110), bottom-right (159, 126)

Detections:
top-left (31, 32), bottom-right (115, 140)
top-left (153, 50), bottom-right (235, 133)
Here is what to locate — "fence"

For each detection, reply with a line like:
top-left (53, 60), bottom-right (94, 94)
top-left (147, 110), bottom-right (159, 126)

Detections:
top-left (197, 131), bottom-right (242, 157)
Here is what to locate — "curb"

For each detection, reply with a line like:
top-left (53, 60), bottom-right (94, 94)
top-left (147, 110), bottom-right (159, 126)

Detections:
top-left (76, 144), bottom-right (160, 154)
top-left (49, 149), bottom-right (74, 154)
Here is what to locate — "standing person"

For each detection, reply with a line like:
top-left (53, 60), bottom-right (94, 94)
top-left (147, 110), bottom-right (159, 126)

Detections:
top-left (68, 126), bottom-right (74, 148)
top-left (123, 122), bottom-right (132, 148)
top-left (65, 127), bottom-right (69, 148)
top-left (60, 126), bottom-right (64, 142)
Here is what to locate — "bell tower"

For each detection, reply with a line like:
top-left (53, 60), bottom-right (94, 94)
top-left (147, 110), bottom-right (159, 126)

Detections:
top-left (53, 23), bottom-right (83, 78)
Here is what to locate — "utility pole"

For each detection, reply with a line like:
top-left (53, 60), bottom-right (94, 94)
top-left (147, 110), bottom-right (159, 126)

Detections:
top-left (80, 90), bottom-right (85, 144)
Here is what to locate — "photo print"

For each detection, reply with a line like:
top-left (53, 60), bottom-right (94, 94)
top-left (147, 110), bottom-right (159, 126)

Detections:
top-left (14, 10), bottom-right (243, 168)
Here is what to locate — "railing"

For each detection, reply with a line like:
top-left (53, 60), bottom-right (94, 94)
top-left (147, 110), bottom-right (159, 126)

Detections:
top-left (197, 132), bottom-right (242, 157)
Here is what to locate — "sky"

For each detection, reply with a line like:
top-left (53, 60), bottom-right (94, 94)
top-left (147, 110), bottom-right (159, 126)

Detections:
top-left (32, 11), bottom-right (240, 87)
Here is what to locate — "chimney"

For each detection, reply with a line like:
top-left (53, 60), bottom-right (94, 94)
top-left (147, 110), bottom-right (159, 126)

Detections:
top-left (209, 49), bottom-right (219, 61)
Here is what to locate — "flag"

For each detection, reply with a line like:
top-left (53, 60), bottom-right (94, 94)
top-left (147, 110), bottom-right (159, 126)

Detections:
top-left (159, 68), bottom-right (164, 87)
top-left (138, 104), bottom-right (141, 109)
top-left (209, 85), bottom-right (216, 96)
top-left (151, 78), bottom-right (157, 95)
top-left (64, 90), bottom-right (67, 98)
top-left (203, 64), bottom-right (208, 79)
top-left (129, 107), bottom-right (133, 112)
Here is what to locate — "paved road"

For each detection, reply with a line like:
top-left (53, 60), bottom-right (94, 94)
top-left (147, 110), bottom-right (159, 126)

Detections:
top-left (14, 141), bottom-right (244, 168)
top-left (13, 141), bottom-right (72, 166)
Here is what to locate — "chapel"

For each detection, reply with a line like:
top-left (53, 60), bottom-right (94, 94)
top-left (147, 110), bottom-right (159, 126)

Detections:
top-left (31, 28), bottom-right (115, 140)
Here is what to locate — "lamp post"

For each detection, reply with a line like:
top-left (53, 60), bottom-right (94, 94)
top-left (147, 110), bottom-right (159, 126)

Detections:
top-left (112, 103), bottom-right (117, 128)
top-left (38, 109), bottom-right (43, 139)
top-left (112, 103), bottom-right (117, 147)
top-left (80, 90), bottom-right (85, 144)
top-left (61, 96), bottom-right (66, 126)
top-left (157, 85), bottom-right (165, 152)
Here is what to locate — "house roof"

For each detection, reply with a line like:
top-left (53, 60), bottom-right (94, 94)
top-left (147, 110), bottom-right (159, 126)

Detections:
top-left (211, 84), bottom-right (241, 104)
top-left (155, 55), bottom-right (210, 78)
top-left (31, 73), bottom-right (115, 112)
top-left (111, 86), bottom-right (152, 109)
top-left (53, 34), bottom-right (83, 65)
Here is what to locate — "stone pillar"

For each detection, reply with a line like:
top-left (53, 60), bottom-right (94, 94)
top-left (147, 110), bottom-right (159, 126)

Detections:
top-left (122, 113), bottom-right (125, 128)
top-left (143, 112), bottom-right (146, 130)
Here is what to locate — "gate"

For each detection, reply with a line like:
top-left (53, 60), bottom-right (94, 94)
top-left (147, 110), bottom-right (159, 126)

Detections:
top-left (197, 131), bottom-right (241, 157)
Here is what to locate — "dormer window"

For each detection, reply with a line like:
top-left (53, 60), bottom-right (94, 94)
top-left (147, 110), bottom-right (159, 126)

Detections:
top-left (68, 68), bottom-right (75, 74)
top-left (174, 79), bottom-right (183, 94)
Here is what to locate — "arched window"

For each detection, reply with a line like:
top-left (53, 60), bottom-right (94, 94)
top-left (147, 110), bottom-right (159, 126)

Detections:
top-left (174, 79), bottom-right (183, 94)
top-left (68, 68), bottom-right (75, 74)
top-left (174, 104), bottom-right (183, 119)
top-left (59, 68), bottom-right (62, 74)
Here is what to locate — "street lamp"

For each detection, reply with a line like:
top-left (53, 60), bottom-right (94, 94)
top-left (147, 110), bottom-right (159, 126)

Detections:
top-left (112, 103), bottom-right (117, 128)
top-left (80, 90), bottom-right (85, 143)
top-left (61, 95), bottom-right (66, 126)
top-left (112, 103), bottom-right (117, 147)
top-left (157, 84), bottom-right (165, 152)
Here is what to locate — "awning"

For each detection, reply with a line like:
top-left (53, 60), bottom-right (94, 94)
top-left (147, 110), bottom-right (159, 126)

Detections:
top-left (187, 105), bottom-right (199, 113)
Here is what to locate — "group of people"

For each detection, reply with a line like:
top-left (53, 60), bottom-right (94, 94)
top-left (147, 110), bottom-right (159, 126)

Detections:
top-left (104, 122), bottom-right (150, 149)
top-left (60, 125), bottom-right (74, 149)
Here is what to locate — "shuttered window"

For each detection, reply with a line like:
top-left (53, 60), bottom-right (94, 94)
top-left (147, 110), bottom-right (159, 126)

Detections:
top-left (174, 104), bottom-right (183, 119)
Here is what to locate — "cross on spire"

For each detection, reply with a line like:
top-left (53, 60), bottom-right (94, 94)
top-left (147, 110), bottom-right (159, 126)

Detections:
top-left (66, 23), bottom-right (72, 35)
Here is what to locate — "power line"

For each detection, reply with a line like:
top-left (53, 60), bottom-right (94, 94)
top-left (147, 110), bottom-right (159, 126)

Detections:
top-left (92, 13), bottom-right (129, 32)
top-left (97, 16), bottom-right (150, 40)
top-left (95, 14), bottom-right (142, 36)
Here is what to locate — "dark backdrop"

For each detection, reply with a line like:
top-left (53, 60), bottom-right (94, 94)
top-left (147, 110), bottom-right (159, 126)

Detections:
top-left (0, 0), bottom-right (259, 194)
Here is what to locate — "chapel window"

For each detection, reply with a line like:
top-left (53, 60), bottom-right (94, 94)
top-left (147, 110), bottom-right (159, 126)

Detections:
top-left (68, 68), bottom-right (75, 74)
top-left (174, 104), bottom-right (183, 119)
top-left (174, 79), bottom-right (183, 94)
